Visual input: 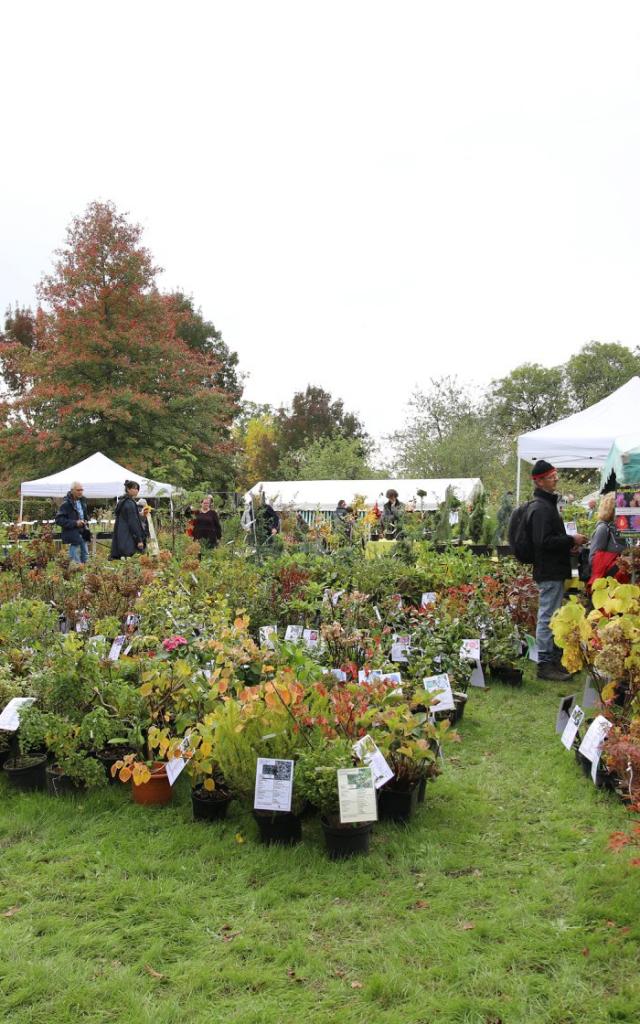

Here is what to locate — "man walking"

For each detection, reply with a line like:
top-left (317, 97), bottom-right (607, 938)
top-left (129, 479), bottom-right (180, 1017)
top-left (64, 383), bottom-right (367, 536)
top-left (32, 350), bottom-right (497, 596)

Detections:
top-left (56, 481), bottom-right (91, 564)
top-left (529, 461), bottom-right (586, 680)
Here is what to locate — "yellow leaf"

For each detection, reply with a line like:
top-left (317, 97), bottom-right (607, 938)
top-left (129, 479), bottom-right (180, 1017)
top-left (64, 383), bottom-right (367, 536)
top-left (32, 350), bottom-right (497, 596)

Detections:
top-left (119, 766), bottom-right (132, 783)
top-left (200, 741), bottom-right (212, 758)
top-left (235, 832), bottom-right (246, 844)
top-left (203, 778), bottom-right (215, 792)
top-left (140, 683), bottom-right (153, 697)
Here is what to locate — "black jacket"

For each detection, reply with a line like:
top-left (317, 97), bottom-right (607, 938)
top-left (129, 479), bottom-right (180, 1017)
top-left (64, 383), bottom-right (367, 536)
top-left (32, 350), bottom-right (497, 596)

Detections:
top-left (110, 495), bottom-right (145, 559)
top-left (56, 492), bottom-right (90, 545)
top-left (529, 488), bottom-right (574, 582)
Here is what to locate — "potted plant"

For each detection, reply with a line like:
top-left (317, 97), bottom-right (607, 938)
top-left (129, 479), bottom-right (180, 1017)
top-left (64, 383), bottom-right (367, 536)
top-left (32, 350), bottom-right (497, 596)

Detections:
top-left (372, 707), bottom-right (438, 822)
top-left (296, 737), bottom-right (375, 858)
top-left (111, 751), bottom-right (173, 806)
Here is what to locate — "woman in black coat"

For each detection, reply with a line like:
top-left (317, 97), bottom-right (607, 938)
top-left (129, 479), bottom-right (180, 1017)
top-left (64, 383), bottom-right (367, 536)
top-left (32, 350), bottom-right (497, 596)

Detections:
top-left (192, 497), bottom-right (222, 550)
top-left (110, 480), bottom-right (146, 559)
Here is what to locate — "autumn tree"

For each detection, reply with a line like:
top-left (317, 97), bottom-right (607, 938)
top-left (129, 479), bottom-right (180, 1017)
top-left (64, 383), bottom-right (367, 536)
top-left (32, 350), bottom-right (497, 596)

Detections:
top-left (0, 202), bottom-right (240, 488)
top-left (277, 385), bottom-right (368, 455)
top-left (0, 304), bottom-right (36, 396)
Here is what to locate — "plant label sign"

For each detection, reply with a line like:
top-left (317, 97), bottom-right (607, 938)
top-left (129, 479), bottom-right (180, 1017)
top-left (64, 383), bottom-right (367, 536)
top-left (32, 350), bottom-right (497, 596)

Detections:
top-left (373, 606), bottom-right (382, 622)
top-left (254, 758), bottom-right (294, 812)
top-left (259, 625), bottom-right (277, 650)
top-left (75, 613), bottom-right (90, 633)
top-left (582, 678), bottom-right (599, 709)
top-left (525, 634), bottom-right (539, 663)
top-left (561, 705), bottom-right (584, 750)
top-left (391, 634), bottom-right (411, 663)
top-left (423, 673), bottom-right (455, 712)
top-left (303, 628), bottom-right (320, 649)
top-left (460, 639), bottom-right (481, 661)
top-left (124, 613), bottom-right (140, 629)
top-left (353, 734), bottom-right (394, 789)
top-left (555, 694), bottom-right (575, 735)
top-left (421, 592), bottom-right (437, 608)
top-left (331, 590), bottom-right (345, 606)
top-left (449, 510), bottom-right (459, 526)
top-left (578, 715), bottom-right (612, 766)
top-left (166, 735), bottom-right (193, 786)
top-left (0, 697), bottom-right (35, 732)
top-left (324, 668), bottom-right (348, 682)
top-left (565, 520), bottom-right (578, 537)
top-left (337, 766), bottom-right (377, 823)
top-left (357, 670), bottom-right (402, 690)
top-left (108, 635), bottom-right (127, 661)
top-left (469, 660), bottom-right (485, 688)
top-left (284, 625), bottom-right (303, 644)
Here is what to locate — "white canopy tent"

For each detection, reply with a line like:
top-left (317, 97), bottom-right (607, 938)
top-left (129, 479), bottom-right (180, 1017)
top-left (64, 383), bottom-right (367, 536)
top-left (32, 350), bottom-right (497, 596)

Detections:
top-left (516, 376), bottom-right (640, 501)
top-left (244, 478), bottom-right (483, 512)
top-left (19, 451), bottom-right (178, 520)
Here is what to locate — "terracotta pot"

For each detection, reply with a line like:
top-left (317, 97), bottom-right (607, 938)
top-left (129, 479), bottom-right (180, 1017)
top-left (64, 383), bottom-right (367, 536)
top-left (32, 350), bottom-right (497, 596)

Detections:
top-left (132, 763), bottom-right (172, 806)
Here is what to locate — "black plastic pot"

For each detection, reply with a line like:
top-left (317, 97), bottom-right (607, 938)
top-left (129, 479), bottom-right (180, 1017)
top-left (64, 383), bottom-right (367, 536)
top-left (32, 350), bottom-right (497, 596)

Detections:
top-left (192, 786), bottom-right (233, 821)
top-left (253, 810), bottom-right (302, 846)
top-left (321, 817), bottom-right (374, 859)
top-left (3, 755), bottom-right (47, 791)
top-left (378, 783), bottom-right (419, 823)
top-left (0, 747), bottom-right (12, 770)
top-left (417, 777), bottom-right (427, 804)
top-left (491, 665), bottom-right (524, 686)
top-left (46, 765), bottom-right (82, 796)
top-left (452, 692), bottom-right (468, 723)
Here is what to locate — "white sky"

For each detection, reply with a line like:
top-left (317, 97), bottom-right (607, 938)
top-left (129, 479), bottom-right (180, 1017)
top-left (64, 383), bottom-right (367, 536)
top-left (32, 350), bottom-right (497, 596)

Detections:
top-left (2, 1), bottom-right (640, 442)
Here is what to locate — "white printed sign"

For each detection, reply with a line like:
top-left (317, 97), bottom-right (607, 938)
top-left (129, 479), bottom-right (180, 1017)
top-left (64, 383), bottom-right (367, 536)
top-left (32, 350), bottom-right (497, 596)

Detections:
top-left (125, 613), bottom-right (140, 629)
top-left (108, 635), bottom-right (127, 661)
top-left (0, 697), bottom-right (36, 732)
top-left (353, 735), bottom-right (394, 789)
top-left (391, 634), bottom-right (411, 663)
top-left (254, 758), bottom-right (294, 812)
top-left (323, 668), bottom-right (348, 682)
top-left (460, 639), bottom-right (481, 661)
top-left (357, 669), bottom-right (402, 687)
top-left (421, 592), bottom-right (437, 608)
top-left (449, 511), bottom-right (459, 526)
top-left (578, 715), bottom-right (612, 765)
top-left (284, 625), bottom-right (303, 643)
top-left (337, 766), bottom-right (378, 823)
top-left (423, 673), bottom-right (455, 712)
top-left (373, 606), bottom-right (382, 622)
top-left (561, 705), bottom-right (584, 751)
top-left (303, 628), bottom-right (320, 649)
top-left (259, 625), bottom-right (277, 650)
top-left (565, 521), bottom-right (578, 537)
top-left (166, 735), bottom-right (193, 786)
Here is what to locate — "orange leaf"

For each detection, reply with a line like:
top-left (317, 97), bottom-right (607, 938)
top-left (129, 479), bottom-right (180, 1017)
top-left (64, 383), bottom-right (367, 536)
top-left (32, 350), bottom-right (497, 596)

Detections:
top-left (119, 766), bottom-right (132, 783)
top-left (144, 965), bottom-right (165, 979)
top-left (1, 906), bottom-right (20, 917)
top-left (412, 900), bottom-right (431, 910)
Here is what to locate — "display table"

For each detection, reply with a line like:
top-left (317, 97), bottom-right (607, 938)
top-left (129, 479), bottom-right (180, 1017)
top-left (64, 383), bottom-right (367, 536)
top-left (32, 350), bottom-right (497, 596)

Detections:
top-left (365, 539), bottom-right (397, 560)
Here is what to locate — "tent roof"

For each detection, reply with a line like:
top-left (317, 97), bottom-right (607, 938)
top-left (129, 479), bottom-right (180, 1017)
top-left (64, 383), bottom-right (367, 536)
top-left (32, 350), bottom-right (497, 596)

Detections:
top-left (517, 376), bottom-right (640, 469)
top-left (244, 478), bottom-right (483, 512)
top-left (600, 432), bottom-right (640, 488)
top-left (21, 451), bottom-right (177, 499)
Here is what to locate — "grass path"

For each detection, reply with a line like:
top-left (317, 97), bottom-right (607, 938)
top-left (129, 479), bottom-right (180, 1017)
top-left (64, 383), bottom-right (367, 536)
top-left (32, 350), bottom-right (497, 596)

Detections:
top-left (1, 673), bottom-right (639, 1024)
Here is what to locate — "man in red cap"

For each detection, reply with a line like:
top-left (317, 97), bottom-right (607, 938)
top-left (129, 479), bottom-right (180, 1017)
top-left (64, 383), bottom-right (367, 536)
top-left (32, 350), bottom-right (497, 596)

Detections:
top-left (529, 460), bottom-right (587, 681)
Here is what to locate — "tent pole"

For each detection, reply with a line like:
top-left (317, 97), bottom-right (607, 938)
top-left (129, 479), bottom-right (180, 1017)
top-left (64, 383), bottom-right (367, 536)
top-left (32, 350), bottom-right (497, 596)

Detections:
top-left (170, 495), bottom-right (175, 554)
top-left (516, 458), bottom-right (522, 504)
top-left (19, 491), bottom-right (24, 524)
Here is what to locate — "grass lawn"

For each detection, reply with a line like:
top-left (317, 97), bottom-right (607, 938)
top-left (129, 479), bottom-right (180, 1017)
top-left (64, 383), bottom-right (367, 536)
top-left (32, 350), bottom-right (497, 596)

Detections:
top-left (1, 670), bottom-right (639, 1024)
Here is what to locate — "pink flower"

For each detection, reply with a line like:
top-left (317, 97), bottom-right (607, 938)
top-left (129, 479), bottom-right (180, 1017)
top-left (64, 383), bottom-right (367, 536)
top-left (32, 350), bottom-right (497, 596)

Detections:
top-left (162, 635), bottom-right (188, 652)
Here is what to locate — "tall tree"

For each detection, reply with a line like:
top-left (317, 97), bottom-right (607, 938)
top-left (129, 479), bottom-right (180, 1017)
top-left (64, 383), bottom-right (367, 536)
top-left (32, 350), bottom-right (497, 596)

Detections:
top-left (171, 291), bottom-right (243, 404)
top-left (278, 435), bottom-right (376, 481)
top-left (277, 385), bottom-right (368, 455)
top-left (486, 363), bottom-right (570, 436)
top-left (0, 202), bottom-right (239, 487)
top-left (0, 304), bottom-right (36, 396)
top-left (565, 341), bottom-right (640, 410)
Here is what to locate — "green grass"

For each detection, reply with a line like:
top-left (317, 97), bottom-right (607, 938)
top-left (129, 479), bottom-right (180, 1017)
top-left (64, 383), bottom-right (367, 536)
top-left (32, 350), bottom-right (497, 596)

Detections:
top-left (1, 672), bottom-right (639, 1024)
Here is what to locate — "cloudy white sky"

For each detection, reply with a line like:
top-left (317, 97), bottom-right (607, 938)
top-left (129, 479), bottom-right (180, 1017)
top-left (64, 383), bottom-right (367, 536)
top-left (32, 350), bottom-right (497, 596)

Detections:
top-left (2, 1), bottom-right (640, 441)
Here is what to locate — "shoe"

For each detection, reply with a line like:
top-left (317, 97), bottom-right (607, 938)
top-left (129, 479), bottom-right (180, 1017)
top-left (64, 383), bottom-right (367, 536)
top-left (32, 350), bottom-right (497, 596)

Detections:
top-left (537, 663), bottom-right (571, 681)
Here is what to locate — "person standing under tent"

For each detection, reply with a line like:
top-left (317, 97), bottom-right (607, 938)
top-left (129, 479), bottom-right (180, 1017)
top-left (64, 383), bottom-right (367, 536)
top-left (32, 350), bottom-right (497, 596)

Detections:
top-left (55, 481), bottom-right (91, 564)
top-left (528, 460), bottom-right (587, 680)
top-left (110, 480), bottom-right (146, 559)
top-left (192, 496), bottom-right (222, 550)
top-left (382, 489), bottom-right (404, 538)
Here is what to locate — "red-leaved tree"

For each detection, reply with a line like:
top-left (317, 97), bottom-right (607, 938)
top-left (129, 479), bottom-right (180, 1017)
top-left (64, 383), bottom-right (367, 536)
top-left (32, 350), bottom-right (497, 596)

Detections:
top-left (0, 201), bottom-right (240, 488)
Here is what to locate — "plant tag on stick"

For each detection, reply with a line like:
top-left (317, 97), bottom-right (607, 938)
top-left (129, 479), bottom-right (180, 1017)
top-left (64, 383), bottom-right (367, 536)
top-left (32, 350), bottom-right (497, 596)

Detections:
top-left (284, 625), bottom-right (303, 643)
top-left (0, 697), bottom-right (35, 732)
top-left (254, 758), bottom-right (294, 812)
top-left (555, 694), bottom-right (575, 735)
top-left (565, 521), bottom-right (578, 536)
top-left (259, 626), bottom-right (277, 650)
top-left (469, 660), bottom-right (485, 688)
top-left (108, 635), bottom-right (127, 661)
top-left (560, 705), bottom-right (584, 750)
top-left (323, 668), bottom-right (348, 682)
top-left (352, 735), bottom-right (394, 789)
top-left (303, 628), bottom-right (319, 649)
top-left (423, 673), bottom-right (455, 712)
top-left (582, 677), bottom-right (599, 709)
top-left (525, 634), bottom-right (539, 663)
top-left (578, 715), bottom-right (612, 765)
top-left (421, 592), bottom-right (437, 608)
top-left (460, 639), bottom-right (481, 661)
top-left (391, 634), bottom-right (411, 663)
top-left (166, 757), bottom-right (187, 786)
top-left (337, 766), bottom-right (377, 823)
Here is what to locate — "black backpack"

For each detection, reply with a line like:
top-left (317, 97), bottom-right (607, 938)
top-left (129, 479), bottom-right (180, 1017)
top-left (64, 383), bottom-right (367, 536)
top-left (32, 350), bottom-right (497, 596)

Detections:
top-left (508, 499), bottom-right (540, 563)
